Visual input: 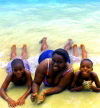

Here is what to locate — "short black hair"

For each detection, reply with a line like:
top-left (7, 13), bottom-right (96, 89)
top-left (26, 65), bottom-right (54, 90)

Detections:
top-left (52, 48), bottom-right (70, 63)
top-left (80, 58), bottom-right (93, 66)
top-left (11, 58), bottom-right (24, 69)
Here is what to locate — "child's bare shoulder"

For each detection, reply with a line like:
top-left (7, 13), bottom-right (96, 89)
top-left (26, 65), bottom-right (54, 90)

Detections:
top-left (25, 70), bottom-right (31, 75)
top-left (91, 72), bottom-right (98, 76)
top-left (8, 72), bottom-right (13, 77)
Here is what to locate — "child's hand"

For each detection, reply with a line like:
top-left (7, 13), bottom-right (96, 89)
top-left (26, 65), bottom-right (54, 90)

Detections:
top-left (31, 93), bottom-right (38, 102)
top-left (88, 80), bottom-right (92, 87)
top-left (91, 85), bottom-right (96, 89)
top-left (17, 97), bottom-right (25, 105)
top-left (7, 98), bottom-right (17, 108)
top-left (70, 88), bottom-right (76, 92)
top-left (37, 92), bottom-right (45, 104)
top-left (82, 80), bottom-right (92, 89)
top-left (91, 85), bottom-right (99, 92)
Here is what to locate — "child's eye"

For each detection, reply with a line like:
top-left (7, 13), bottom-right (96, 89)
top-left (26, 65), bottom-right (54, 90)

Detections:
top-left (13, 68), bottom-right (23, 72)
top-left (87, 66), bottom-right (91, 69)
top-left (57, 61), bottom-right (63, 64)
top-left (14, 69), bottom-right (17, 72)
top-left (18, 68), bottom-right (23, 71)
top-left (81, 66), bottom-right (84, 68)
top-left (20, 68), bottom-right (23, 71)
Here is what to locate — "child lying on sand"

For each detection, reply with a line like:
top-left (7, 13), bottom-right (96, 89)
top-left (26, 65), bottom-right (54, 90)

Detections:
top-left (0, 45), bottom-right (32, 107)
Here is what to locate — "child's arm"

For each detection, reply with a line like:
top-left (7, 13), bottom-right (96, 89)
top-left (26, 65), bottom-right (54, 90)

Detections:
top-left (92, 72), bottom-right (100, 87)
top-left (91, 86), bottom-right (100, 92)
top-left (71, 72), bottom-right (79, 88)
top-left (71, 72), bottom-right (84, 91)
top-left (91, 72), bottom-right (100, 92)
top-left (17, 70), bottom-right (32, 105)
top-left (0, 72), bottom-right (17, 107)
top-left (38, 71), bottom-right (74, 104)
top-left (71, 86), bottom-right (83, 91)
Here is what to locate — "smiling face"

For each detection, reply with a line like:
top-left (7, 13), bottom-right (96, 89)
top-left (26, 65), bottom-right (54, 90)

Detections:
top-left (52, 53), bottom-right (66, 72)
top-left (11, 59), bottom-right (25, 78)
top-left (12, 64), bottom-right (25, 78)
top-left (80, 60), bottom-right (93, 78)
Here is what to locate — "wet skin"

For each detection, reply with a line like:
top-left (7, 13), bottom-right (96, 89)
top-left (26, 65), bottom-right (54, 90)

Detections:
top-left (31, 53), bottom-right (74, 103)
top-left (0, 65), bottom-right (32, 107)
top-left (12, 65), bottom-right (27, 85)
top-left (71, 60), bottom-right (100, 91)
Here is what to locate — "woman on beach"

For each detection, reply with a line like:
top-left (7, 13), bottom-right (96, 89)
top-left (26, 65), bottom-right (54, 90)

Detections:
top-left (31, 37), bottom-right (87, 104)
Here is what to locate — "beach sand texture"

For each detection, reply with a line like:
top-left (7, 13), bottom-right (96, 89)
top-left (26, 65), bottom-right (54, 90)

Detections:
top-left (0, 1), bottom-right (100, 108)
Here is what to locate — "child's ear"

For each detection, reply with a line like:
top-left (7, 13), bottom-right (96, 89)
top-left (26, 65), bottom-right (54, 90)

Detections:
top-left (91, 68), bottom-right (93, 71)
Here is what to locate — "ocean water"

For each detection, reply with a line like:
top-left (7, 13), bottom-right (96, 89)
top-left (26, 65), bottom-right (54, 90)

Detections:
top-left (0, 0), bottom-right (100, 108)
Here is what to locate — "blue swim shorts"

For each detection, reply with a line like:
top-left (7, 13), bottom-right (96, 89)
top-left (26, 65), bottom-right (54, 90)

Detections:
top-left (38, 50), bottom-right (70, 64)
top-left (38, 50), bottom-right (54, 64)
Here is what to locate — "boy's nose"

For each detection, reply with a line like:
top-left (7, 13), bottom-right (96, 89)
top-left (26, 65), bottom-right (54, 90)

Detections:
top-left (84, 67), bottom-right (87, 70)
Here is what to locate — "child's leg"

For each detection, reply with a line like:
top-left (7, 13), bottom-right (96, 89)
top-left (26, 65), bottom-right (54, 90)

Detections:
top-left (10, 45), bottom-right (16, 60)
top-left (40, 37), bottom-right (48, 52)
top-left (80, 44), bottom-right (87, 59)
top-left (73, 44), bottom-right (79, 57)
top-left (64, 39), bottom-right (73, 51)
top-left (21, 44), bottom-right (28, 60)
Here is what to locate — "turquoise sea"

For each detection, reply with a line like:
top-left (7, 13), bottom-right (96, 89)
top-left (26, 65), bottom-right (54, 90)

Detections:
top-left (0, 0), bottom-right (100, 108)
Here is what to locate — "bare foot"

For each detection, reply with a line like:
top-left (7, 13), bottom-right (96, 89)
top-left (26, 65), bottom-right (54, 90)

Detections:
top-left (39, 37), bottom-right (47, 44)
top-left (23, 44), bottom-right (27, 48)
top-left (64, 39), bottom-right (73, 50)
top-left (80, 44), bottom-right (87, 59)
top-left (73, 44), bottom-right (79, 57)
top-left (12, 44), bottom-right (16, 49)
top-left (22, 44), bottom-right (27, 50)
top-left (40, 37), bottom-right (48, 51)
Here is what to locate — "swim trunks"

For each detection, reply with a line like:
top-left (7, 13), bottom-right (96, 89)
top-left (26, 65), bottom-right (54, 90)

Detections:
top-left (38, 50), bottom-right (54, 64)
top-left (38, 50), bottom-right (71, 64)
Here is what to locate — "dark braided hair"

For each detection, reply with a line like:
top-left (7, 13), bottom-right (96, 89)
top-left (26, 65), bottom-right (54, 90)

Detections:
top-left (52, 48), bottom-right (70, 63)
top-left (11, 58), bottom-right (25, 69)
